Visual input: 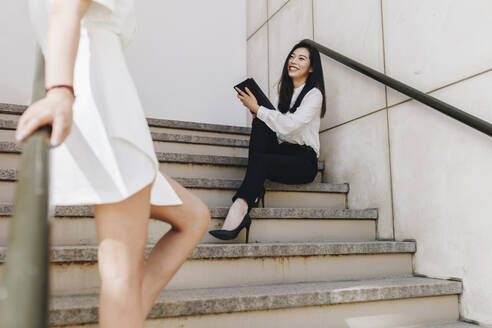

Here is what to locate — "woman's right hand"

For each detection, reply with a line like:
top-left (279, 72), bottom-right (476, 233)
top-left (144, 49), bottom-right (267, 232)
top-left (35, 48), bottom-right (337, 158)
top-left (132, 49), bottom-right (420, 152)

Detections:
top-left (16, 88), bottom-right (74, 147)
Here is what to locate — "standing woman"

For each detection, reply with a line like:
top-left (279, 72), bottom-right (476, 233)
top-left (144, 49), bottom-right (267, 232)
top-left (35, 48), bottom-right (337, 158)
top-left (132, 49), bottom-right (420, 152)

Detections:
top-left (18, 0), bottom-right (210, 327)
top-left (209, 41), bottom-right (326, 243)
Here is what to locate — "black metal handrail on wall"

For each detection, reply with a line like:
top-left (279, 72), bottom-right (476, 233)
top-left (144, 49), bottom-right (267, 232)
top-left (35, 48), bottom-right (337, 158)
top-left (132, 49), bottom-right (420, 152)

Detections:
top-left (303, 39), bottom-right (492, 138)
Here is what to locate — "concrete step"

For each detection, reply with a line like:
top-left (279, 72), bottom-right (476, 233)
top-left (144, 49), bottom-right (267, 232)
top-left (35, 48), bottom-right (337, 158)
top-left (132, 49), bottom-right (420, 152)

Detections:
top-left (47, 277), bottom-right (461, 327)
top-left (158, 152), bottom-right (325, 181)
top-left (0, 103), bottom-right (252, 139)
top-left (0, 142), bottom-right (324, 181)
top-left (405, 322), bottom-right (479, 328)
top-left (0, 118), bottom-right (249, 157)
top-left (147, 117), bottom-right (251, 136)
top-left (0, 241), bottom-right (416, 296)
top-left (0, 170), bottom-right (344, 208)
top-left (0, 104), bottom-right (25, 116)
top-left (0, 205), bottom-right (378, 245)
top-left (0, 115), bottom-right (17, 130)
top-left (150, 131), bottom-right (248, 156)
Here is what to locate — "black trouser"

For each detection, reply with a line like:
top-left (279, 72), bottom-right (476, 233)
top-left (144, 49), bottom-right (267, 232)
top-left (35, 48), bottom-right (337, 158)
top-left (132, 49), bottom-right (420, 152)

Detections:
top-left (233, 118), bottom-right (318, 208)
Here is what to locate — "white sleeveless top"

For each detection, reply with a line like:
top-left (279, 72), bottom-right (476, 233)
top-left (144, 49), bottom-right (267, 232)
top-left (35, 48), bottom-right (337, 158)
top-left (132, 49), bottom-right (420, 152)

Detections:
top-left (28, 0), bottom-right (182, 206)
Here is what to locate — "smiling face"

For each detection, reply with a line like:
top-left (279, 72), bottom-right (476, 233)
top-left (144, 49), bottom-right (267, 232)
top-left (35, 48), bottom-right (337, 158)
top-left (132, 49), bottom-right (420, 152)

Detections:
top-left (287, 47), bottom-right (313, 82)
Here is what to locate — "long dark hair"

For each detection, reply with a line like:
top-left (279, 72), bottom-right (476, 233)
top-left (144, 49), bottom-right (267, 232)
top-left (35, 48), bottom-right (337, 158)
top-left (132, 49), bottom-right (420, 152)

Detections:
top-left (277, 41), bottom-right (326, 118)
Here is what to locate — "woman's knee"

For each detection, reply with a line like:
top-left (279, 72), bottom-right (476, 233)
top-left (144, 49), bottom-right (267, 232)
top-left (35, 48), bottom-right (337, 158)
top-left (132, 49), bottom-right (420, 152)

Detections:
top-left (182, 196), bottom-right (210, 233)
top-left (170, 193), bottom-right (210, 235)
top-left (150, 180), bottom-right (210, 233)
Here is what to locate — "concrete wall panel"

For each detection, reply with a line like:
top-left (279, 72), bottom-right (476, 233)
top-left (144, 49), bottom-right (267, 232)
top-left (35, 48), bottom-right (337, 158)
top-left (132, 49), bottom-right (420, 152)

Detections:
top-left (268, 0), bottom-right (313, 97)
top-left (247, 25), bottom-right (269, 125)
top-left (389, 72), bottom-right (492, 324)
top-left (314, 0), bottom-right (386, 130)
top-left (247, 25), bottom-right (269, 96)
top-left (247, 0), bottom-right (267, 38)
top-left (320, 111), bottom-right (393, 239)
top-left (383, 0), bottom-right (492, 105)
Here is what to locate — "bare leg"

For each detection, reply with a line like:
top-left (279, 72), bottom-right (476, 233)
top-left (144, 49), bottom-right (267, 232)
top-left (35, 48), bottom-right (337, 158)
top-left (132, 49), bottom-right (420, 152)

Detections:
top-left (94, 184), bottom-right (152, 328)
top-left (141, 174), bottom-right (210, 318)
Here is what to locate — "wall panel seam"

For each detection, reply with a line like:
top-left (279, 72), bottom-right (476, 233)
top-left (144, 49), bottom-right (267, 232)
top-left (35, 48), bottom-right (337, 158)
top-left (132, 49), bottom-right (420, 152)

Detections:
top-left (312, 0), bottom-right (315, 40)
top-left (320, 107), bottom-right (389, 134)
top-left (424, 67), bottom-right (492, 98)
top-left (387, 67), bottom-right (492, 107)
top-left (247, 0), bottom-right (291, 41)
top-left (380, 0), bottom-right (396, 240)
top-left (248, 22), bottom-right (268, 41)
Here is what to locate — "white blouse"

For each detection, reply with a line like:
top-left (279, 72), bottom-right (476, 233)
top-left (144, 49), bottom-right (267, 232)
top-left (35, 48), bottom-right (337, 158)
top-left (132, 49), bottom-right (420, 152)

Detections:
top-left (257, 85), bottom-right (323, 157)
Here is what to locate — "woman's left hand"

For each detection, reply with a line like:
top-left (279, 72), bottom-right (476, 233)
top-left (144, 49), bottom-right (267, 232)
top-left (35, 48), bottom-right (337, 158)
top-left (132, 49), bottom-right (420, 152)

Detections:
top-left (235, 87), bottom-right (260, 115)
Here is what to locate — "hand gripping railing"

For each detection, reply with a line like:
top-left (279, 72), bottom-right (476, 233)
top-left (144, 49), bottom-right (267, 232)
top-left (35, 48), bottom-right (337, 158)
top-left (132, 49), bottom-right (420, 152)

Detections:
top-left (0, 47), bottom-right (51, 328)
top-left (302, 39), bottom-right (492, 138)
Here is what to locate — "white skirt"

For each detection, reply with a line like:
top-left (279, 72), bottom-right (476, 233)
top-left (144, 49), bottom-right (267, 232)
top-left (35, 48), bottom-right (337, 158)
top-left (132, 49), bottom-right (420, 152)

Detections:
top-left (48, 25), bottom-right (182, 206)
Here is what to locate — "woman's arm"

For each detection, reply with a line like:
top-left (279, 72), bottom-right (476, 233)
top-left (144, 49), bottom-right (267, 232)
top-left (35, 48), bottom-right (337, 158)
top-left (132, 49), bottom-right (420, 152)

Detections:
top-left (237, 87), bottom-right (322, 136)
top-left (16, 0), bottom-right (91, 146)
top-left (257, 89), bottom-right (322, 135)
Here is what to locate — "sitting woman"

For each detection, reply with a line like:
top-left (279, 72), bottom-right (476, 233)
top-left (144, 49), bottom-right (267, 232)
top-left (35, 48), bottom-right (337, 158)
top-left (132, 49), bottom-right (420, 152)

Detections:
top-left (209, 41), bottom-right (326, 243)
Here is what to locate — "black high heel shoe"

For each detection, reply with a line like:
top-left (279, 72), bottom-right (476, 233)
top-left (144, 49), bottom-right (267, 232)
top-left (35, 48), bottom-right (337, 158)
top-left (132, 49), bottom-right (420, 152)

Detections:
top-left (208, 189), bottom-right (266, 243)
top-left (208, 213), bottom-right (252, 243)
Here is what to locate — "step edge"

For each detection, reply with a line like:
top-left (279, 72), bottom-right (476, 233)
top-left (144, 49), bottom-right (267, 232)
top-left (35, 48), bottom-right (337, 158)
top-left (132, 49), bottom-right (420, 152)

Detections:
top-left (0, 145), bottom-right (325, 170)
top-left (0, 171), bottom-right (348, 193)
top-left (0, 103), bottom-right (252, 135)
top-left (404, 322), bottom-right (479, 328)
top-left (0, 119), bottom-right (249, 146)
top-left (147, 118), bottom-right (251, 135)
top-left (48, 277), bottom-right (462, 325)
top-left (0, 204), bottom-right (378, 219)
top-left (0, 241), bottom-right (416, 263)
top-left (151, 131), bottom-right (249, 147)
top-left (156, 152), bottom-right (325, 170)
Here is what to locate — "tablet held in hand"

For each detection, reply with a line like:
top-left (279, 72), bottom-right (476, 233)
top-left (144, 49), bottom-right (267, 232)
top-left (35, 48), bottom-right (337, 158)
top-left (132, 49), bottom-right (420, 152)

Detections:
top-left (234, 78), bottom-right (275, 110)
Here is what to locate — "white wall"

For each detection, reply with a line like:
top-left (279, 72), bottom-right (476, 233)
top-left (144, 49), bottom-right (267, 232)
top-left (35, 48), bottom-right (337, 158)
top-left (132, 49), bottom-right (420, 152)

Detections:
top-left (125, 0), bottom-right (247, 126)
top-left (247, 0), bottom-right (492, 325)
top-left (0, 1), bottom-right (36, 106)
top-left (0, 0), bottom-right (247, 126)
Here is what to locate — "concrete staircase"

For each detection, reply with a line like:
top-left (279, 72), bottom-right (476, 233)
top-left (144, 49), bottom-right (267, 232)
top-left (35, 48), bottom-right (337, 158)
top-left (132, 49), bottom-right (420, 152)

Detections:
top-left (0, 103), bottom-right (474, 327)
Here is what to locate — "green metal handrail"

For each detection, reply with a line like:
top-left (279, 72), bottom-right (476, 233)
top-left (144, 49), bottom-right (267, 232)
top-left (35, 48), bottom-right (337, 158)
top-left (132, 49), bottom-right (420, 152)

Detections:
top-left (0, 126), bottom-right (51, 328)
top-left (303, 39), bottom-right (492, 138)
top-left (0, 45), bottom-right (51, 328)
